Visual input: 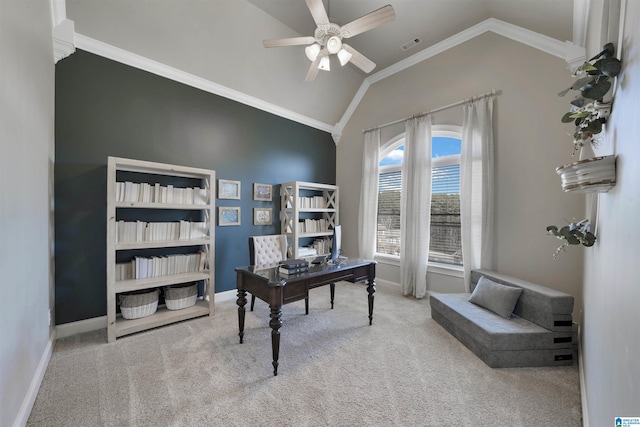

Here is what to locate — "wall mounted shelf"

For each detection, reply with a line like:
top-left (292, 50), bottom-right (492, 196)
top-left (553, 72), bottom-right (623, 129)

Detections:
top-left (556, 155), bottom-right (616, 193)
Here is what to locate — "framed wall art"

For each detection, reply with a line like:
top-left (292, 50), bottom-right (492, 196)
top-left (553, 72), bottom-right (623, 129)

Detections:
top-left (218, 207), bottom-right (240, 226)
top-left (253, 183), bottom-right (272, 201)
top-left (253, 207), bottom-right (272, 225)
top-left (218, 179), bottom-right (241, 200)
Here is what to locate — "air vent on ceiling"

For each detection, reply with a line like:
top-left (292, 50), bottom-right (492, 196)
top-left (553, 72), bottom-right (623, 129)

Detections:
top-left (401, 37), bottom-right (421, 51)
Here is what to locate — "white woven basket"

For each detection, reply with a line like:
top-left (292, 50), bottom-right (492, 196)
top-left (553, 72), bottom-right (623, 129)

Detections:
top-left (164, 283), bottom-right (197, 310)
top-left (119, 289), bottom-right (159, 319)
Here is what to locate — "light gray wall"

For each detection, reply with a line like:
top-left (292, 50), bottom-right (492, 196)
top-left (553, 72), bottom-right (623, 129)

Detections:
top-left (0, 1), bottom-right (55, 426)
top-left (337, 33), bottom-right (585, 315)
top-left (582, 1), bottom-right (640, 424)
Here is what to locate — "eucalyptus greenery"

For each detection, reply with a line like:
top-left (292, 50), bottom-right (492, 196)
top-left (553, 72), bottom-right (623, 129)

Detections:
top-left (558, 42), bottom-right (622, 155)
top-left (546, 219), bottom-right (597, 259)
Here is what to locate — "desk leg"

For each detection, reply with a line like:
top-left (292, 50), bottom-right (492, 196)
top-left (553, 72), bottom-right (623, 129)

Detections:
top-left (237, 289), bottom-right (247, 344)
top-left (269, 305), bottom-right (283, 376)
top-left (330, 283), bottom-right (335, 309)
top-left (367, 278), bottom-right (376, 325)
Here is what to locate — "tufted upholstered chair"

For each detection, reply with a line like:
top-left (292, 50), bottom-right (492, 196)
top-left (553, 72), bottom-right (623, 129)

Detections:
top-left (248, 234), bottom-right (310, 314)
top-left (249, 234), bottom-right (288, 266)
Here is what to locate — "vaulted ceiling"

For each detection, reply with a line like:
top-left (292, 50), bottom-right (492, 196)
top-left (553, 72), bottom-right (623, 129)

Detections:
top-left (60, 0), bottom-right (584, 140)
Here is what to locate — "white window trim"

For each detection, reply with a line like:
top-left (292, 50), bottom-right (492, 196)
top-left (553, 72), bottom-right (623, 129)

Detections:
top-left (375, 125), bottom-right (463, 275)
top-left (375, 253), bottom-right (464, 278)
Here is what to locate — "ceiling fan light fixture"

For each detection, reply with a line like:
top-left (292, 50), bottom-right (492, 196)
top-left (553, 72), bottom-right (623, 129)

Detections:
top-left (318, 55), bottom-right (331, 71)
top-left (263, 1), bottom-right (395, 80)
top-left (305, 43), bottom-right (321, 61)
top-left (337, 48), bottom-right (352, 66)
top-left (326, 35), bottom-right (342, 54)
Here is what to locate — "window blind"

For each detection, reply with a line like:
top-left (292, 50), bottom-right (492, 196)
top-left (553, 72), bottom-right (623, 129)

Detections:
top-left (377, 166), bottom-right (462, 264)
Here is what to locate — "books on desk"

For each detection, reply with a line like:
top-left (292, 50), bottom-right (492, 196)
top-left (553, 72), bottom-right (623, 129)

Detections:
top-left (279, 259), bottom-right (309, 276)
top-left (278, 267), bottom-right (308, 276)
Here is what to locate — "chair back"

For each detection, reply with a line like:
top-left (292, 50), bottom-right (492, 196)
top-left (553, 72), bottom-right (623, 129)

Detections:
top-left (249, 234), bottom-right (287, 266)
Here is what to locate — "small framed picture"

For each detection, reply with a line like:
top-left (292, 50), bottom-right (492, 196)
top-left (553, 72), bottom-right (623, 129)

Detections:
top-left (253, 208), bottom-right (272, 225)
top-left (218, 179), bottom-right (241, 200)
top-left (253, 183), bottom-right (272, 201)
top-left (218, 207), bottom-right (240, 226)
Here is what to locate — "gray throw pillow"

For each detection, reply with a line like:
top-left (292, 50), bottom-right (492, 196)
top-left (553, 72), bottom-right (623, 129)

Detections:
top-left (468, 276), bottom-right (523, 319)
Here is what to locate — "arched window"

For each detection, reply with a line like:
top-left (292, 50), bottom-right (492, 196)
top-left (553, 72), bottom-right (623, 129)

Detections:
top-left (377, 125), bottom-right (462, 265)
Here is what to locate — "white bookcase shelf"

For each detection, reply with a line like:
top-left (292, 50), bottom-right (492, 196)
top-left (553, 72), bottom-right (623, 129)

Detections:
top-left (106, 156), bottom-right (215, 342)
top-left (280, 181), bottom-right (339, 259)
top-left (115, 239), bottom-right (211, 251)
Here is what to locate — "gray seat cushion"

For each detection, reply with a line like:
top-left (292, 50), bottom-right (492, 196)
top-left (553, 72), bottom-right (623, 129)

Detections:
top-left (430, 293), bottom-right (574, 351)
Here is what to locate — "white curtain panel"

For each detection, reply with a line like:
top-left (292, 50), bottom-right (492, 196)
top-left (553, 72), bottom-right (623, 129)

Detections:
top-left (358, 129), bottom-right (380, 260)
top-left (461, 96), bottom-right (495, 292)
top-left (400, 115), bottom-right (432, 298)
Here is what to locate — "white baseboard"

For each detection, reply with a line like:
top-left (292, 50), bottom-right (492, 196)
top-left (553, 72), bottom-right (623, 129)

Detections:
top-left (578, 326), bottom-right (589, 427)
top-left (55, 291), bottom-right (239, 338)
top-left (13, 331), bottom-right (55, 427)
top-left (56, 315), bottom-right (107, 339)
top-left (373, 278), bottom-right (400, 293)
top-left (214, 289), bottom-right (237, 302)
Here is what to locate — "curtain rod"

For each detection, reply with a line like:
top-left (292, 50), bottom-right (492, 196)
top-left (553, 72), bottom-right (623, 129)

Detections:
top-left (362, 89), bottom-right (501, 133)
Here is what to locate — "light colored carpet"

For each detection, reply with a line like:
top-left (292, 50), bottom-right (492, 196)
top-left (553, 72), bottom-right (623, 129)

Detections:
top-left (28, 282), bottom-right (582, 426)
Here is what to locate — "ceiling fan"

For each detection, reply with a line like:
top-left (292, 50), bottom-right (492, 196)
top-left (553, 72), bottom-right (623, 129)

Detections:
top-left (263, 0), bottom-right (395, 81)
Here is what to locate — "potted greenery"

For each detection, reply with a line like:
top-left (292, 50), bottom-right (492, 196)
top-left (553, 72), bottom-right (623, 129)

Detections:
top-left (558, 42), bottom-right (621, 155)
top-left (555, 42), bottom-right (621, 193)
top-left (546, 218), bottom-right (596, 259)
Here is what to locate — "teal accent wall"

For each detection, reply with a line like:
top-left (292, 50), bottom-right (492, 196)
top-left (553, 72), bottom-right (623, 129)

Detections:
top-left (55, 50), bottom-right (335, 325)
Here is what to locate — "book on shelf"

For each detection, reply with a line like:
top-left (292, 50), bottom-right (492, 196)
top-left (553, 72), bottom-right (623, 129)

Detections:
top-left (116, 181), bottom-right (209, 205)
top-left (309, 237), bottom-right (332, 256)
top-left (298, 218), bottom-right (328, 233)
top-left (297, 247), bottom-right (317, 257)
top-left (280, 259), bottom-right (308, 269)
top-left (116, 251), bottom-right (207, 280)
top-left (115, 220), bottom-right (208, 243)
top-left (296, 196), bottom-right (327, 209)
top-left (193, 187), bottom-right (208, 205)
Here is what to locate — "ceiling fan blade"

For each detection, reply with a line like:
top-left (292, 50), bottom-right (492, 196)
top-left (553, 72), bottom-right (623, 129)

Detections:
top-left (305, 0), bottom-right (330, 26)
top-left (342, 44), bottom-right (376, 73)
top-left (341, 5), bottom-right (395, 38)
top-left (305, 57), bottom-right (321, 82)
top-left (263, 36), bottom-right (315, 48)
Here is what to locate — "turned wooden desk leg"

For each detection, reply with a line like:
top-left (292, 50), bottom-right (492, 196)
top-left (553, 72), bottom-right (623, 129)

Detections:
top-left (270, 305), bottom-right (283, 376)
top-left (237, 289), bottom-right (247, 344)
top-left (330, 283), bottom-right (335, 309)
top-left (367, 278), bottom-right (376, 325)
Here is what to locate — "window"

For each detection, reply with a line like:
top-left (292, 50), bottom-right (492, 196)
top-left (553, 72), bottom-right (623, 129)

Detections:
top-left (376, 127), bottom-right (462, 265)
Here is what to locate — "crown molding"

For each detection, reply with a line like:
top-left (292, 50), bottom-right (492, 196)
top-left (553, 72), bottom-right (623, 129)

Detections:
top-left (63, 18), bottom-right (586, 146)
top-left (53, 19), bottom-right (75, 63)
top-left (50, 0), bottom-right (75, 63)
top-left (49, 0), bottom-right (67, 27)
top-left (573, 0), bottom-right (590, 47)
top-left (74, 34), bottom-right (335, 135)
top-left (333, 18), bottom-right (586, 143)
top-left (331, 78), bottom-right (371, 144)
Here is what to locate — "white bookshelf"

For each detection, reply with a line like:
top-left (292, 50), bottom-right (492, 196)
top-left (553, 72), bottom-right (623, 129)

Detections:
top-left (280, 181), bottom-right (339, 259)
top-left (106, 156), bottom-right (215, 342)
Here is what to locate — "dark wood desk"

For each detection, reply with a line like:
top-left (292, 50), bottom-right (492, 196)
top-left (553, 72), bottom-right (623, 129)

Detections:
top-left (235, 258), bottom-right (376, 375)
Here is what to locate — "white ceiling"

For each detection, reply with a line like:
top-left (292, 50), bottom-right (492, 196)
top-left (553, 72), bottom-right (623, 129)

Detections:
top-left (247, 0), bottom-right (574, 72)
top-left (63, 0), bottom-right (579, 138)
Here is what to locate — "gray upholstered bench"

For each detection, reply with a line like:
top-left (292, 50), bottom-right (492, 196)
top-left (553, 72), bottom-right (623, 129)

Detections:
top-left (430, 269), bottom-right (576, 368)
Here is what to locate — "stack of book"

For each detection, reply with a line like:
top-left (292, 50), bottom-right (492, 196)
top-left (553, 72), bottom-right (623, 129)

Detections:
top-left (297, 246), bottom-right (317, 257)
top-left (278, 259), bottom-right (309, 276)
